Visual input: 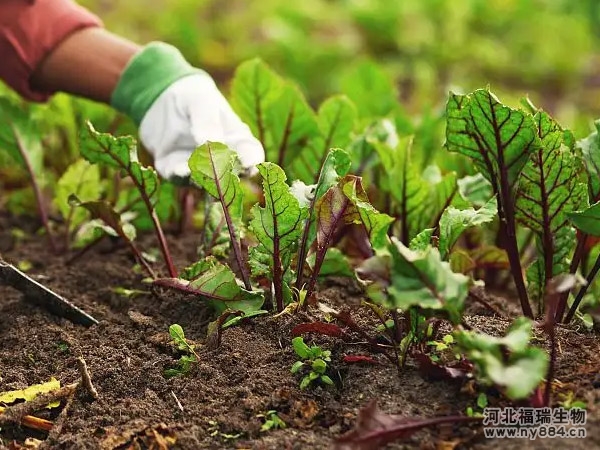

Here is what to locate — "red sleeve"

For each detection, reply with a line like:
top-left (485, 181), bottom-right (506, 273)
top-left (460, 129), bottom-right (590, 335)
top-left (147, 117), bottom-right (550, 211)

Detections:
top-left (0, 0), bottom-right (102, 102)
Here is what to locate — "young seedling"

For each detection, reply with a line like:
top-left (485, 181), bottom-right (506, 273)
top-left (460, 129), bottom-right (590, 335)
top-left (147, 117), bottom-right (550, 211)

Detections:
top-left (258, 410), bottom-right (286, 432)
top-left (81, 122), bottom-right (177, 277)
top-left (466, 393), bottom-right (488, 418)
top-left (164, 324), bottom-right (199, 378)
top-left (290, 337), bottom-right (334, 389)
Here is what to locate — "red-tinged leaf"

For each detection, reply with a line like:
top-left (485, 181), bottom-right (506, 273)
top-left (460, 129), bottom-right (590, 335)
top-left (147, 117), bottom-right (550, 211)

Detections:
top-left (291, 322), bottom-right (343, 338)
top-left (334, 400), bottom-right (481, 450)
top-left (413, 353), bottom-right (472, 382)
top-left (343, 355), bottom-right (377, 365)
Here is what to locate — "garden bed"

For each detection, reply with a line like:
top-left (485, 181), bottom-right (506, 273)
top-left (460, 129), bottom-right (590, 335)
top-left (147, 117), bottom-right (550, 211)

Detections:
top-left (1, 213), bottom-right (598, 450)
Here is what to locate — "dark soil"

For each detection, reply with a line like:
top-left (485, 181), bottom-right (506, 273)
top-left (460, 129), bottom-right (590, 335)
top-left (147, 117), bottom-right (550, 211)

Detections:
top-left (0, 213), bottom-right (599, 449)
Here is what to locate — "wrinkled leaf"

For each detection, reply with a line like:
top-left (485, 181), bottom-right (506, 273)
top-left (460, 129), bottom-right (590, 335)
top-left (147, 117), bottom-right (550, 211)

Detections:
top-left (250, 163), bottom-right (307, 309)
top-left (516, 111), bottom-right (586, 300)
top-left (82, 122), bottom-right (159, 205)
top-left (455, 317), bottom-right (548, 399)
top-left (359, 239), bottom-right (469, 324)
top-left (438, 198), bottom-right (498, 259)
top-left (445, 89), bottom-right (539, 188)
top-left (341, 176), bottom-right (394, 251)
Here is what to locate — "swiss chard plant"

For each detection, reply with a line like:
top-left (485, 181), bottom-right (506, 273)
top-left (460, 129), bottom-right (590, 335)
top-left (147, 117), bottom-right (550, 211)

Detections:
top-left (79, 123), bottom-right (177, 278)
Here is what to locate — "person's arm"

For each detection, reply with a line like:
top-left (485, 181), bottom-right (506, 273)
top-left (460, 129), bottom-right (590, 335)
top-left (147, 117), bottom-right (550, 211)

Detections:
top-left (0, 0), bottom-right (264, 178)
top-left (0, 0), bottom-right (107, 101)
top-left (31, 28), bottom-right (139, 104)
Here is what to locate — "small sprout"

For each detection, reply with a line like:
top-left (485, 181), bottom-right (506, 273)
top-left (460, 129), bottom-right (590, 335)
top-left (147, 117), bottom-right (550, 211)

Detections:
top-left (290, 337), bottom-right (333, 389)
top-left (466, 393), bottom-right (488, 418)
top-left (258, 410), bottom-right (286, 432)
top-left (111, 287), bottom-right (150, 298)
top-left (558, 391), bottom-right (587, 410)
top-left (56, 342), bottom-right (70, 354)
top-left (164, 324), bottom-right (199, 378)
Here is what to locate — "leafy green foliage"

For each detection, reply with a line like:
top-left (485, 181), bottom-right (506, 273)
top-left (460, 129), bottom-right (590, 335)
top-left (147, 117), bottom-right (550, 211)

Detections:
top-left (231, 58), bottom-right (319, 169)
top-left (568, 202), bottom-right (600, 236)
top-left (445, 88), bottom-right (541, 317)
top-left (438, 198), bottom-right (498, 259)
top-left (295, 148), bottom-right (351, 288)
top-left (358, 240), bottom-right (469, 324)
top-left (290, 337), bottom-right (334, 389)
top-left (259, 411), bottom-right (286, 432)
top-left (156, 257), bottom-right (263, 314)
top-left (189, 141), bottom-right (250, 288)
top-left (515, 111), bottom-right (587, 301)
top-left (81, 122), bottom-right (176, 277)
top-left (455, 317), bottom-right (548, 399)
top-left (250, 163), bottom-right (308, 311)
top-left (81, 123), bottom-right (159, 205)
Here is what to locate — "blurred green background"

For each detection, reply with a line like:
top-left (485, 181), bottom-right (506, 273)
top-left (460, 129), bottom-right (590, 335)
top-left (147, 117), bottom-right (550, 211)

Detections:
top-left (79, 0), bottom-right (600, 130)
top-left (3, 0), bottom-right (600, 213)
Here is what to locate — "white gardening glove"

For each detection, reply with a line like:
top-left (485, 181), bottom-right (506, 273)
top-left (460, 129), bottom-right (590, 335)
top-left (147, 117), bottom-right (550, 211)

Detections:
top-left (111, 42), bottom-right (264, 179)
top-left (139, 74), bottom-right (264, 179)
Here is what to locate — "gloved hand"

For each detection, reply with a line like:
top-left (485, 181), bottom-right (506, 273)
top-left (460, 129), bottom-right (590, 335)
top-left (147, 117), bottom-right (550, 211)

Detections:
top-left (111, 43), bottom-right (264, 179)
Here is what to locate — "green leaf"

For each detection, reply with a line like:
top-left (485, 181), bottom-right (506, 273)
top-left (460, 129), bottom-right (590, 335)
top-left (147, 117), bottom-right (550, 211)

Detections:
top-left (374, 137), bottom-right (428, 243)
top-left (291, 361), bottom-right (304, 374)
top-left (189, 141), bottom-right (251, 288)
top-left (230, 58), bottom-right (282, 148)
top-left (340, 175), bottom-right (394, 251)
top-left (250, 163), bottom-right (307, 308)
top-left (477, 393), bottom-right (488, 409)
top-left (457, 173), bottom-right (494, 208)
top-left (299, 376), bottom-right (311, 389)
top-left (320, 375), bottom-right (334, 386)
top-left (267, 82), bottom-right (319, 168)
top-left (189, 142), bottom-right (244, 225)
top-left (455, 317), bottom-right (548, 400)
top-left (291, 96), bottom-right (357, 183)
top-left (312, 358), bottom-right (327, 374)
top-left (156, 257), bottom-right (264, 313)
top-left (168, 324), bottom-right (188, 351)
top-left (438, 198), bottom-right (498, 259)
top-left (568, 201), bottom-right (600, 236)
top-left (409, 228), bottom-right (434, 251)
top-left (81, 122), bottom-right (159, 205)
top-left (0, 378), bottom-right (61, 408)
top-left (69, 196), bottom-right (136, 242)
top-left (577, 119), bottom-right (600, 202)
top-left (359, 239), bottom-right (469, 324)
top-left (340, 60), bottom-right (397, 119)
top-left (445, 89), bottom-right (539, 189)
top-left (54, 159), bottom-right (102, 232)
top-left (307, 248), bottom-right (354, 278)
top-left (295, 148), bottom-right (352, 288)
top-left (292, 337), bottom-right (311, 359)
top-left (515, 111), bottom-right (587, 299)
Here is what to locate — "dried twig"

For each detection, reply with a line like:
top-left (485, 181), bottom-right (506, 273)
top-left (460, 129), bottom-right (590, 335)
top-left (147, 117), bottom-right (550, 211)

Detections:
top-left (77, 357), bottom-right (98, 399)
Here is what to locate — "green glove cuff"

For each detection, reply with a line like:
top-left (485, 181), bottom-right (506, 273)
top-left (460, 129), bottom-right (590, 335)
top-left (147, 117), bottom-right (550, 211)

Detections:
top-left (110, 42), bottom-right (202, 125)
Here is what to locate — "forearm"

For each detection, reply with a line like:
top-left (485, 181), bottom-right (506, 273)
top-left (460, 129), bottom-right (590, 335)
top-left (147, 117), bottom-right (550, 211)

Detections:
top-left (0, 0), bottom-right (136, 103)
top-left (30, 28), bottom-right (140, 104)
